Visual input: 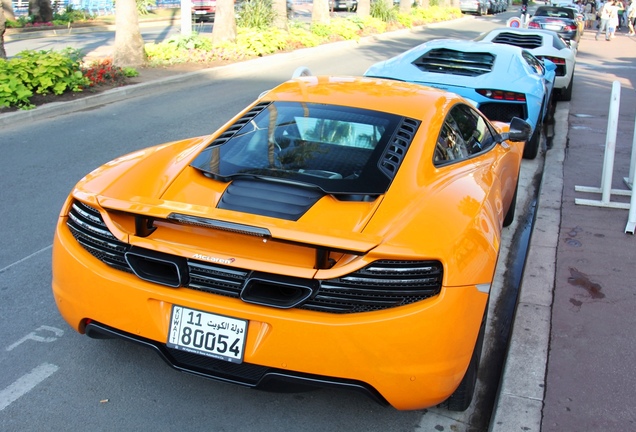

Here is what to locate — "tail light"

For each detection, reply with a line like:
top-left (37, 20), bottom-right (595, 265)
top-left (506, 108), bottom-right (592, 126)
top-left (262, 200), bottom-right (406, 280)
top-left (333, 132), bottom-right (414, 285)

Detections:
top-left (539, 56), bottom-right (566, 65)
top-left (564, 24), bottom-right (577, 31)
top-left (528, 21), bottom-right (541, 29)
top-left (476, 89), bottom-right (526, 102)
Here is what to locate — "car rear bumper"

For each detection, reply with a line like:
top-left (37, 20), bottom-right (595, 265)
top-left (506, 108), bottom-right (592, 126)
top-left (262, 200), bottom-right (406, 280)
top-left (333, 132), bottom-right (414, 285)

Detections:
top-left (52, 216), bottom-right (488, 410)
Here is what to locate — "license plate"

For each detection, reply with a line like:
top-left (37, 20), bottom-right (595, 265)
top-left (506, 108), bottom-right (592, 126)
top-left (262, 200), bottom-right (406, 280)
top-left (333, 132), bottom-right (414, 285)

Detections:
top-left (167, 305), bottom-right (247, 364)
top-left (545, 24), bottom-right (561, 31)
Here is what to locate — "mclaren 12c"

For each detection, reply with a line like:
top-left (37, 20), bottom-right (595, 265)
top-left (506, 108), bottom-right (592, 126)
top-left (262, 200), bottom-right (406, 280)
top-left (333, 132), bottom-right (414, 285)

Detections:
top-left (52, 75), bottom-right (531, 411)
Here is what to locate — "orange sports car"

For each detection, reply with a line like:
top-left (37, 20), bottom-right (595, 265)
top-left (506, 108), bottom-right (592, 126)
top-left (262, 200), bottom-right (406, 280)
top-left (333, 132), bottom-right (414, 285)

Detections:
top-left (52, 75), bottom-right (530, 411)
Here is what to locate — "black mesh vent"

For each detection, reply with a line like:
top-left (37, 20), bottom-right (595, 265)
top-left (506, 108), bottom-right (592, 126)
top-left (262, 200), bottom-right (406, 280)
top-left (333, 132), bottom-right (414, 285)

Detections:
top-left (187, 260), bottom-right (249, 297)
top-left (413, 49), bottom-right (496, 77)
top-left (301, 260), bottom-right (443, 313)
top-left (217, 179), bottom-right (324, 221)
top-left (479, 102), bottom-right (527, 123)
top-left (208, 102), bottom-right (270, 146)
top-left (492, 32), bottom-right (543, 49)
top-left (379, 117), bottom-right (420, 177)
top-left (68, 200), bottom-right (442, 314)
top-left (67, 201), bottom-right (131, 273)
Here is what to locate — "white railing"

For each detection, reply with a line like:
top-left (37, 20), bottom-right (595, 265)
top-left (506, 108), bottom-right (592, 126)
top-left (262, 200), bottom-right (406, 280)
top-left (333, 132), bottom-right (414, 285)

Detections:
top-left (574, 80), bottom-right (636, 234)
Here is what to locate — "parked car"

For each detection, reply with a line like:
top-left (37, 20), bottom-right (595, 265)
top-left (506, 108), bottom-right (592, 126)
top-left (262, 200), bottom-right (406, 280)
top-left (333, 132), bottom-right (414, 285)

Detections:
top-left (459, 0), bottom-right (489, 16)
top-left (191, 0), bottom-right (216, 22)
top-left (329, 0), bottom-right (357, 11)
top-left (364, 39), bottom-right (556, 159)
top-left (52, 74), bottom-right (530, 412)
top-left (528, 6), bottom-right (582, 49)
top-left (475, 27), bottom-right (576, 101)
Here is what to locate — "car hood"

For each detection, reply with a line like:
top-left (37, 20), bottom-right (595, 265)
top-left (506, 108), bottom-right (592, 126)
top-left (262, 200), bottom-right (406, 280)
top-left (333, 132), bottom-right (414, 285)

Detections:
top-left (365, 58), bottom-right (527, 93)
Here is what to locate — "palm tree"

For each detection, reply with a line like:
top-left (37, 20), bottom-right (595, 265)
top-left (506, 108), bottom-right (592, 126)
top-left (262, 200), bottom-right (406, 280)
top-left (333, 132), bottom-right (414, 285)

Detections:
top-left (312, 0), bottom-right (330, 24)
top-left (212, 0), bottom-right (237, 43)
top-left (113, 0), bottom-right (146, 67)
top-left (357, 0), bottom-right (370, 16)
top-left (28, 0), bottom-right (53, 23)
top-left (273, 0), bottom-right (288, 30)
top-left (0, 4), bottom-right (6, 59)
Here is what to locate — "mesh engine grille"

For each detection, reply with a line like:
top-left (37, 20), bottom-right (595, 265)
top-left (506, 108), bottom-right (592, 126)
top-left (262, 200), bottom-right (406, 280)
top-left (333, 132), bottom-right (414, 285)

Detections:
top-left (478, 102), bottom-right (527, 123)
top-left (68, 200), bottom-right (443, 314)
top-left (492, 32), bottom-right (543, 49)
top-left (413, 49), bottom-right (496, 77)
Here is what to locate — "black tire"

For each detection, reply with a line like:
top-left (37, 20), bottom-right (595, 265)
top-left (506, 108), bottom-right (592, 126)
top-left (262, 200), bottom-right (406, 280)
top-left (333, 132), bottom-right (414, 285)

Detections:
top-left (476, 7), bottom-right (482, 16)
top-left (559, 76), bottom-right (574, 102)
top-left (523, 123), bottom-right (541, 160)
top-left (503, 180), bottom-right (518, 227)
top-left (441, 308), bottom-right (487, 412)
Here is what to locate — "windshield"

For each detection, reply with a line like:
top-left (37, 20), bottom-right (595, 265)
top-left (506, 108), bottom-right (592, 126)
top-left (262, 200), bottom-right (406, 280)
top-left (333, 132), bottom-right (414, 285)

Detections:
top-left (191, 102), bottom-right (408, 195)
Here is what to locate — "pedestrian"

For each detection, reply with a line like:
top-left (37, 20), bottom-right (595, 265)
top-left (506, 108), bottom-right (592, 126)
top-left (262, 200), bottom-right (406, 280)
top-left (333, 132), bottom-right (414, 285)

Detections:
top-left (596, 0), bottom-right (613, 39)
top-left (608, 0), bottom-right (620, 37)
top-left (628, 0), bottom-right (636, 34)
top-left (616, 0), bottom-right (625, 30)
top-left (585, 1), bottom-right (596, 28)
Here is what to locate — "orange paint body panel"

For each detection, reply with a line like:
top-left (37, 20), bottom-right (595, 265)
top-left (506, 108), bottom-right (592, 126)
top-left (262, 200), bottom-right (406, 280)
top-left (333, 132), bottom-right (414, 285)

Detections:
top-left (51, 76), bottom-right (524, 411)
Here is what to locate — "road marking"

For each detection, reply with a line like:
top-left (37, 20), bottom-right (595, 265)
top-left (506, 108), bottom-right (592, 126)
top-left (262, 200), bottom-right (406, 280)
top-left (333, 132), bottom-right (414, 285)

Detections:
top-left (6, 326), bottom-right (64, 352)
top-left (0, 363), bottom-right (59, 412)
top-left (0, 245), bottom-right (52, 274)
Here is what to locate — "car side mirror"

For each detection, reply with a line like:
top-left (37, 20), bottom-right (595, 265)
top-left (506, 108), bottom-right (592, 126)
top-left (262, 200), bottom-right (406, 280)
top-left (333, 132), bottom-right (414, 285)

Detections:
top-left (496, 117), bottom-right (532, 143)
top-left (507, 117), bottom-right (533, 142)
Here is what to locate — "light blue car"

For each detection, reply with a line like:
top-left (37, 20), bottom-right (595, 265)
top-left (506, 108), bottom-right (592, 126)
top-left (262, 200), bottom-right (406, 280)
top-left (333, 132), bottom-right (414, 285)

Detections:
top-left (364, 39), bottom-right (556, 159)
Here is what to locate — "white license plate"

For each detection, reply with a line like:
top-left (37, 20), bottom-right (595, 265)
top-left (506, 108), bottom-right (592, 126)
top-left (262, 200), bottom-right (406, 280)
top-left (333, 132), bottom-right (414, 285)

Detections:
top-left (194, 10), bottom-right (207, 14)
top-left (167, 305), bottom-right (247, 364)
top-left (545, 24), bottom-right (561, 31)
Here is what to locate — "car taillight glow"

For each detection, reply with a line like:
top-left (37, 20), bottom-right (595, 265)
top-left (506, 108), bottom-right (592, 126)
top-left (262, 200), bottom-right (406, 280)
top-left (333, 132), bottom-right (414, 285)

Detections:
top-left (539, 56), bottom-right (566, 65)
top-left (476, 89), bottom-right (526, 101)
top-left (528, 21), bottom-right (541, 29)
top-left (565, 24), bottom-right (577, 31)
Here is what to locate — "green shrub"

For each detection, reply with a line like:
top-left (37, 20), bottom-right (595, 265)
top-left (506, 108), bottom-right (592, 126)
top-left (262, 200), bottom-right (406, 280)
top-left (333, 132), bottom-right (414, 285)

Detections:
top-left (233, 27), bottom-right (290, 56)
top-left (237, 0), bottom-right (277, 29)
top-left (370, 0), bottom-right (398, 23)
top-left (166, 33), bottom-right (213, 51)
top-left (0, 49), bottom-right (90, 109)
top-left (0, 60), bottom-right (34, 109)
top-left (53, 6), bottom-right (93, 23)
top-left (137, 0), bottom-right (157, 15)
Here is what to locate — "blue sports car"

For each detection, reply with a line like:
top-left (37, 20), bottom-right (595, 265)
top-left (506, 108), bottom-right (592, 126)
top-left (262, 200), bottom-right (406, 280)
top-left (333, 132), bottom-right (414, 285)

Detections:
top-left (364, 39), bottom-right (556, 159)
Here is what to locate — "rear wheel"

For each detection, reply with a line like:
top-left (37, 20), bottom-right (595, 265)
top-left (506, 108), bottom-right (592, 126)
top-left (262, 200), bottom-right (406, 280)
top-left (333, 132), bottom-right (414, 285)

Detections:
top-left (503, 180), bottom-right (518, 227)
top-left (523, 123), bottom-right (541, 160)
top-left (559, 75), bottom-right (574, 102)
top-left (441, 307), bottom-right (487, 412)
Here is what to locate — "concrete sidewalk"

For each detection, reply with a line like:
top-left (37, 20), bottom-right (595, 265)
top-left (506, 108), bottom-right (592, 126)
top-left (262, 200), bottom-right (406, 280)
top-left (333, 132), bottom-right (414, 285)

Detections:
top-left (491, 27), bottom-right (636, 431)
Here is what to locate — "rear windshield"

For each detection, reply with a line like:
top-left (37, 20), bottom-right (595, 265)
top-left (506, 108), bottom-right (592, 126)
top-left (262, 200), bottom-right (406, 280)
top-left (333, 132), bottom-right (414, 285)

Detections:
top-left (534, 7), bottom-right (575, 18)
top-left (191, 102), bottom-right (409, 195)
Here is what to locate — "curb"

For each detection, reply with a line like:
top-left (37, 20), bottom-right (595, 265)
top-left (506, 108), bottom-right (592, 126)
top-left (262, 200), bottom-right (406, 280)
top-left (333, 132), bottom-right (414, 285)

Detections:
top-left (489, 104), bottom-right (567, 432)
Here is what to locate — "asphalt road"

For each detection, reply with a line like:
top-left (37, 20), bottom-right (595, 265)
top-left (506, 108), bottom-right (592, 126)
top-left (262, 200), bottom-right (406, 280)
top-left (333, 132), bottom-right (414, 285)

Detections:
top-left (0, 11), bottom-right (545, 432)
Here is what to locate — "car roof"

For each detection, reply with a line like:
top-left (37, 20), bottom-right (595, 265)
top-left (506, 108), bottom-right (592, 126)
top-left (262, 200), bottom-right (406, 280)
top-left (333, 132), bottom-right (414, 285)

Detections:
top-left (364, 39), bottom-right (530, 82)
top-left (477, 28), bottom-right (570, 50)
top-left (534, 6), bottom-right (576, 17)
top-left (262, 75), bottom-right (466, 121)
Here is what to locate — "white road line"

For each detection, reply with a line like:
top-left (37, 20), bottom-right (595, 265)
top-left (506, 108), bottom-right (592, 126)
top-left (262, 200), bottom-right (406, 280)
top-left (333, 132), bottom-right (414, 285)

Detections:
top-left (0, 245), bottom-right (52, 274)
top-left (0, 363), bottom-right (59, 412)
